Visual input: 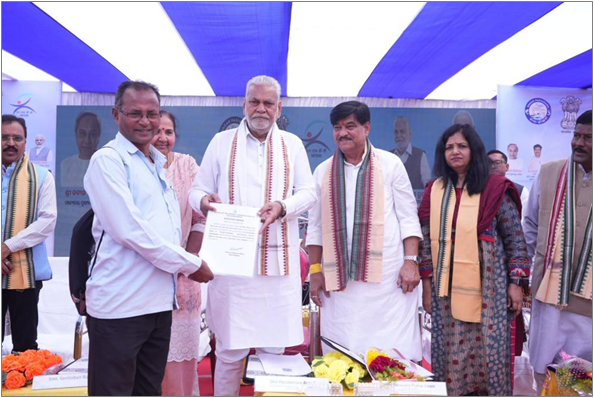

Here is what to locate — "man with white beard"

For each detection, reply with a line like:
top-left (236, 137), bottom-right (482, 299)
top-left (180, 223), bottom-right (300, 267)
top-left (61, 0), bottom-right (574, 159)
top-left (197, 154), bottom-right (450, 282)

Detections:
top-left (189, 75), bottom-right (316, 396)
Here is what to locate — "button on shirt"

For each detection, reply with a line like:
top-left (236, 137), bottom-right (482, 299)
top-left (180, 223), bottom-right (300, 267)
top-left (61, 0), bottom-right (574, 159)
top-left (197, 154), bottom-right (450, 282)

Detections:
top-left (84, 133), bottom-right (202, 319)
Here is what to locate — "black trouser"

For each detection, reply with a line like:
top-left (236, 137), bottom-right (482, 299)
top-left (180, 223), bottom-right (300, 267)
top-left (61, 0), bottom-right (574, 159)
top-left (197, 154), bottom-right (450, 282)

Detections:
top-left (2, 281), bottom-right (43, 352)
top-left (87, 311), bottom-right (172, 396)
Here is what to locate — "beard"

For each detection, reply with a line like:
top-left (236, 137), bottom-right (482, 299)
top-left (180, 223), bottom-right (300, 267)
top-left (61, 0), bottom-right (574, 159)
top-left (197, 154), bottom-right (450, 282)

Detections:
top-left (247, 111), bottom-right (278, 136)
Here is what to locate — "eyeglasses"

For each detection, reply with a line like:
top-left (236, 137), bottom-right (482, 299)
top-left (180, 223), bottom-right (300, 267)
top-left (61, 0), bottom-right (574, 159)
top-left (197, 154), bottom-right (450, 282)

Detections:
top-left (2, 135), bottom-right (25, 143)
top-left (490, 160), bottom-right (506, 166)
top-left (117, 108), bottom-right (162, 121)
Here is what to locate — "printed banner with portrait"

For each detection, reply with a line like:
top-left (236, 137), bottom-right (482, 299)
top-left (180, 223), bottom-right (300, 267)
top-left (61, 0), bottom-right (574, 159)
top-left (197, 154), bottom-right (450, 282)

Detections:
top-left (1, 81), bottom-right (62, 173)
top-left (496, 85), bottom-right (592, 190)
top-left (54, 105), bottom-right (495, 255)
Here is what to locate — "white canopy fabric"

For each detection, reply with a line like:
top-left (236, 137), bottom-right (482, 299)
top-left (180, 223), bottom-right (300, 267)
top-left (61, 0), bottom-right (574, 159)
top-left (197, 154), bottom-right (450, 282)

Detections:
top-left (2, 2), bottom-right (592, 100)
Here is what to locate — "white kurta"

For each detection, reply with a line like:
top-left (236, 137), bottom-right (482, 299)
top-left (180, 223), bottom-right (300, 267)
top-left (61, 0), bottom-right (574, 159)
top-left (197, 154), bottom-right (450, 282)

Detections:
top-left (189, 120), bottom-right (316, 350)
top-left (307, 148), bottom-right (423, 360)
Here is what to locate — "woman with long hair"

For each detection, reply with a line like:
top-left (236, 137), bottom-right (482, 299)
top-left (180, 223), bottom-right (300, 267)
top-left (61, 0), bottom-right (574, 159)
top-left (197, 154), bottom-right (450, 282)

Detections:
top-left (418, 124), bottom-right (530, 395)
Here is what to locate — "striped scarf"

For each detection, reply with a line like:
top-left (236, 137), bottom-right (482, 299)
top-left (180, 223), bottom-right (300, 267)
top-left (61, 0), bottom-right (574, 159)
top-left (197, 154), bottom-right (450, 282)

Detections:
top-left (320, 140), bottom-right (384, 291)
top-left (227, 121), bottom-right (291, 276)
top-left (536, 157), bottom-right (593, 306)
top-left (430, 178), bottom-right (482, 323)
top-left (2, 155), bottom-right (39, 290)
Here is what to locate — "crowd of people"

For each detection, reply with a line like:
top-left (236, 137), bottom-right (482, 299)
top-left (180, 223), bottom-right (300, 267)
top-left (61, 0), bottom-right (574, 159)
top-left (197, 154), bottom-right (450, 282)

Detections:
top-left (1, 75), bottom-right (591, 397)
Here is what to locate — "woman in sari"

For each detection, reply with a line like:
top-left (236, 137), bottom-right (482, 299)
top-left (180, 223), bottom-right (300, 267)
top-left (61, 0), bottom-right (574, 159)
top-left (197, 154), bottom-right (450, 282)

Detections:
top-left (418, 124), bottom-right (530, 396)
top-left (152, 111), bottom-right (205, 396)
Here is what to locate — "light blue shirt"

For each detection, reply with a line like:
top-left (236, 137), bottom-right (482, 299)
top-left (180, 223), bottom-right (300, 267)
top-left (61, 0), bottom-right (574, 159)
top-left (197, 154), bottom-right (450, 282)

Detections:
top-left (83, 132), bottom-right (202, 319)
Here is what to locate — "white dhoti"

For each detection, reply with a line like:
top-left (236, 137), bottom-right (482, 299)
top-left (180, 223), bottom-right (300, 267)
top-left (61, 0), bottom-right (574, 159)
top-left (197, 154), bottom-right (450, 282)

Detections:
top-left (529, 299), bottom-right (593, 374)
top-left (320, 257), bottom-right (422, 361)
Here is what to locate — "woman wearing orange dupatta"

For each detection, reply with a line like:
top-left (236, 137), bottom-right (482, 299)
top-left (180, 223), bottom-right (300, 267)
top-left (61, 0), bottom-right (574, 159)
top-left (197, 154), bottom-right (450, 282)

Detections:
top-left (418, 124), bottom-right (530, 396)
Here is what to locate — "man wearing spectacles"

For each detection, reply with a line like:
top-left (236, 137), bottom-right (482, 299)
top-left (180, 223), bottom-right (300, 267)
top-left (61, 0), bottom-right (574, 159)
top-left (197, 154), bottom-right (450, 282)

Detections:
top-left (83, 80), bottom-right (213, 396)
top-left (2, 115), bottom-right (57, 353)
top-left (487, 149), bottom-right (529, 215)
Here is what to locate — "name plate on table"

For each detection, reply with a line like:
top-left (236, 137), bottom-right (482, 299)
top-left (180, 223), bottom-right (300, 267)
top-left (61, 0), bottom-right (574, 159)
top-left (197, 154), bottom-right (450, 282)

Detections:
top-left (254, 376), bottom-right (328, 393)
top-left (391, 381), bottom-right (447, 396)
top-left (32, 373), bottom-right (87, 390)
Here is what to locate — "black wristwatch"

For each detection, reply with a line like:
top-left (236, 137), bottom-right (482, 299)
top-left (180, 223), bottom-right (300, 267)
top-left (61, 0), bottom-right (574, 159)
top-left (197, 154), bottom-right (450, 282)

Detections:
top-left (509, 278), bottom-right (523, 286)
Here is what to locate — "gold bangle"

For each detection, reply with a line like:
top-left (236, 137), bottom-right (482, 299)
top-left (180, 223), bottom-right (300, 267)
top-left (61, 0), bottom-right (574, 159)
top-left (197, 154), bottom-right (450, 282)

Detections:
top-left (310, 263), bottom-right (322, 274)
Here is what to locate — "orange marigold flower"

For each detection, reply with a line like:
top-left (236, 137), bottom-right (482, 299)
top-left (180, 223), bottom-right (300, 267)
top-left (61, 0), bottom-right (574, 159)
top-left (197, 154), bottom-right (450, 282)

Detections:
top-left (25, 362), bottom-right (46, 381)
top-left (2, 356), bottom-right (26, 373)
top-left (4, 370), bottom-right (27, 389)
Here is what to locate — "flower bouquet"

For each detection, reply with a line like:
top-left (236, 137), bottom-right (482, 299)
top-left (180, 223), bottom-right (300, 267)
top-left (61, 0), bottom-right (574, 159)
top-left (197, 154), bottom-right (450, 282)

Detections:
top-left (366, 349), bottom-right (427, 381)
top-left (2, 349), bottom-right (63, 389)
top-left (553, 351), bottom-right (592, 396)
top-left (311, 351), bottom-right (368, 389)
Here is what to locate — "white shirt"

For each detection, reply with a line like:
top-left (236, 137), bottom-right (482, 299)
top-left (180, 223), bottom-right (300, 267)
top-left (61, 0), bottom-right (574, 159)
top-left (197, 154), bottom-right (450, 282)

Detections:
top-left (189, 123), bottom-right (316, 349)
top-left (308, 148), bottom-right (422, 262)
top-left (2, 162), bottom-right (57, 253)
top-left (31, 146), bottom-right (54, 162)
top-left (60, 155), bottom-right (89, 187)
top-left (507, 157), bottom-right (524, 174)
top-left (83, 132), bottom-right (202, 319)
top-left (527, 156), bottom-right (544, 171)
top-left (394, 143), bottom-right (432, 187)
top-left (307, 148), bottom-right (423, 359)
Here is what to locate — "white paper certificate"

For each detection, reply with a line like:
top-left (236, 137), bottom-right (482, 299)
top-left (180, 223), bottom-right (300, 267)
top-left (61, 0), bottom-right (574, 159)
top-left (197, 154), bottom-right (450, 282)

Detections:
top-left (199, 203), bottom-right (260, 277)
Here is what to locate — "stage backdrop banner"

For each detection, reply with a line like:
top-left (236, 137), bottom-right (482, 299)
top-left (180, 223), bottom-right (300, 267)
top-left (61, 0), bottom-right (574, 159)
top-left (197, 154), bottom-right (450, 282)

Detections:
top-left (1, 81), bottom-right (61, 173)
top-left (496, 85), bottom-right (592, 190)
top-left (2, 80), bottom-right (62, 256)
top-left (54, 105), bottom-right (495, 255)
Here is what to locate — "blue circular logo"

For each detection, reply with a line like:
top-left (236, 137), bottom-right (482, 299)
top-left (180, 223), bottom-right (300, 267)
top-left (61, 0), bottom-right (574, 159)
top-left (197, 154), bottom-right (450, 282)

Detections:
top-left (524, 98), bottom-right (551, 124)
top-left (219, 116), bottom-right (243, 132)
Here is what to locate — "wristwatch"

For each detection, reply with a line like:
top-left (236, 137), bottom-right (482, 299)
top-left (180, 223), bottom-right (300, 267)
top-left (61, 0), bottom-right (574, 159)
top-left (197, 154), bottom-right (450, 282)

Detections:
top-left (276, 200), bottom-right (287, 218)
top-left (509, 278), bottom-right (523, 286)
top-left (403, 255), bottom-right (419, 264)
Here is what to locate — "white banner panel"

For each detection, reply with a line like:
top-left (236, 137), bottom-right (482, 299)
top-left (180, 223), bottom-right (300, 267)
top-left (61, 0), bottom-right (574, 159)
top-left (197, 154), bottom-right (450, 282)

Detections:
top-left (2, 81), bottom-right (61, 173)
top-left (497, 85), bottom-right (592, 190)
top-left (2, 80), bottom-right (62, 255)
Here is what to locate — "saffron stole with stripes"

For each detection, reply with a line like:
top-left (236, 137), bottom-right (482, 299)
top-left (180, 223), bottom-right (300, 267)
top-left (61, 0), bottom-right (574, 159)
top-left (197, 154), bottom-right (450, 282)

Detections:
top-left (2, 155), bottom-right (39, 290)
top-left (320, 142), bottom-right (384, 292)
top-left (227, 123), bottom-right (291, 276)
top-left (536, 157), bottom-right (593, 306)
top-left (430, 178), bottom-right (482, 323)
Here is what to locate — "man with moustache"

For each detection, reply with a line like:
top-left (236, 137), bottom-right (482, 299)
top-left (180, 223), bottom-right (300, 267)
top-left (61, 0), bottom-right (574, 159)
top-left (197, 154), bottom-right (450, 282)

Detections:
top-left (523, 110), bottom-right (592, 393)
top-left (307, 101), bottom-right (423, 359)
top-left (83, 81), bottom-right (213, 395)
top-left (189, 75), bottom-right (316, 396)
top-left (2, 115), bottom-right (57, 352)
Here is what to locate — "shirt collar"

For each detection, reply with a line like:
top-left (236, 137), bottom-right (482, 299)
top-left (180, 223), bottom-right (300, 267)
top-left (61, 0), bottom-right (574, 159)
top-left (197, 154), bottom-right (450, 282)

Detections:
top-left (114, 132), bottom-right (166, 167)
top-left (343, 141), bottom-right (369, 167)
top-left (2, 157), bottom-right (22, 177)
top-left (242, 118), bottom-right (274, 144)
top-left (396, 142), bottom-right (412, 156)
top-left (577, 163), bottom-right (592, 180)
